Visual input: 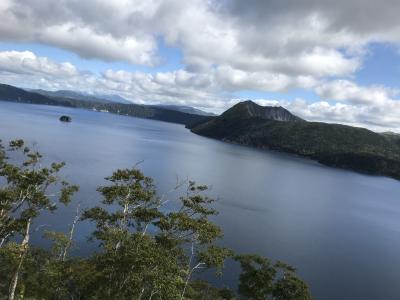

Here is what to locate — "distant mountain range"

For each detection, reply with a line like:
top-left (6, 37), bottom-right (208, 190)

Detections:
top-left (151, 104), bottom-right (215, 116)
top-left (189, 100), bottom-right (400, 180)
top-left (33, 89), bottom-right (140, 105)
top-left (31, 89), bottom-right (213, 116)
top-left (0, 83), bottom-right (209, 125)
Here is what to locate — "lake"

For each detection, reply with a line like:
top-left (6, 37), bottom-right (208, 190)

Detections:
top-left (1, 101), bottom-right (400, 300)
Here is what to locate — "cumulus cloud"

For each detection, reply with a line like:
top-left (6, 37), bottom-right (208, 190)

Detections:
top-left (0, 1), bottom-right (400, 131)
top-left (0, 51), bottom-right (79, 77)
top-left (290, 99), bottom-right (400, 132)
top-left (315, 80), bottom-right (397, 105)
top-left (0, 50), bottom-right (227, 109)
top-left (251, 82), bottom-right (400, 132)
top-left (0, 49), bottom-right (400, 132)
top-left (0, 0), bottom-right (158, 65)
top-left (40, 24), bottom-right (156, 65)
top-left (0, 0), bottom-right (368, 76)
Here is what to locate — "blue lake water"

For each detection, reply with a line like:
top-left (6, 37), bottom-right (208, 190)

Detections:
top-left (1, 101), bottom-right (400, 299)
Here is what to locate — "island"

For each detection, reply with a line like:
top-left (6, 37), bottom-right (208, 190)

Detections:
top-left (59, 115), bottom-right (72, 122)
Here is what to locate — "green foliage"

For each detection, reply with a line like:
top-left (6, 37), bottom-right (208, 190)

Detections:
top-left (42, 230), bottom-right (70, 259)
top-left (0, 139), bottom-right (78, 244)
top-left (185, 280), bottom-right (236, 299)
top-left (235, 255), bottom-right (312, 300)
top-left (0, 139), bottom-right (79, 299)
top-left (87, 233), bottom-right (184, 299)
top-left (0, 139), bottom-right (312, 299)
top-left (82, 169), bottom-right (234, 299)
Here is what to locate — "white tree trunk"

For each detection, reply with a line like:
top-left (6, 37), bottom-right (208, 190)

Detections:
top-left (62, 204), bottom-right (80, 261)
top-left (8, 218), bottom-right (31, 300)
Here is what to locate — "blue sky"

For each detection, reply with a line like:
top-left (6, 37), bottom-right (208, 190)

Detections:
top-left (356, 43), bottom-right (400, 88)
top-left (0, 0), bottom-right (399, 132)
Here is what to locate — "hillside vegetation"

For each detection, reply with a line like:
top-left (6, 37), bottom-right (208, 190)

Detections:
top-left (189, 101), bottom-right (400, 180)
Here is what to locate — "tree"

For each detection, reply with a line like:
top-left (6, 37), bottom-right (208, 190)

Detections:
top-left (83, 169), bottom-right (233, 299)
top-left (236, 255), bottom-right (313, 300)
top-left (0, 139), bottom-right (78, 300)
top-left (0, 140), bottom-right (312, 299)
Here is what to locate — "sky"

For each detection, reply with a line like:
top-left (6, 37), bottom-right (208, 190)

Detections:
top-left (0, 0), bottom-right (400, 132)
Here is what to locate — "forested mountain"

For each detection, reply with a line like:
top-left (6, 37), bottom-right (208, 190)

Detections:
top-left (189, 101), bottom-right (400, 180)
top-left (32, 89), bottom-right (214, 114)
top-left (0, 84), bottom-right (76, 107)
top-left (0, 83), bottom-right (208, 125)
top-left (220, 100), bottom-right (303, 122)
top-left (32, 89), bottom-right (135, 104)
top-left (31, 89), bottom-right (114, 104)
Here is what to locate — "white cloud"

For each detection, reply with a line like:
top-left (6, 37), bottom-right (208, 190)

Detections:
top-left (1, 1), bottom-right (400, 131)
top-left (315, 80), bottom-right (397, 105)
top-left (0, 0), bottom-right (370, 77)
top-left (213, 65), bottom-right (319, 92)
top-left (40, 24), bottom-right (156, 65)
top-left (0, 51), bottom-right (79, 77)
top-left (0, 50), bottom-right (400, 132)
top-left (0, 0), bottom-right (159, 65)
top-left (250, 81), bottom-right (400, 132)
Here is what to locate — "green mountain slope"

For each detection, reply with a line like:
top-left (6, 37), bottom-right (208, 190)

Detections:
top-left (189, 101), bottom-right (400, 180)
